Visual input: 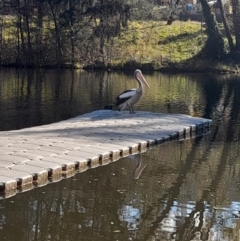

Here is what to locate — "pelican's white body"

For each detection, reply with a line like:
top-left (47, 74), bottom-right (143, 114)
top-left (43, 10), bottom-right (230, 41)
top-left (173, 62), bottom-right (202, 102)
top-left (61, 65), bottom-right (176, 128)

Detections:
top-left (116, 69), bottom-right (149, 113)
top-left (118, 89), bottom-right (142, 112)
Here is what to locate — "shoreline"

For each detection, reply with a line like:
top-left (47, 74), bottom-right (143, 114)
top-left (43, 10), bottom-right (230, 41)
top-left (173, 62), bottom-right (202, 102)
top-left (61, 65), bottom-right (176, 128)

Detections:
top-left (1, 62), bottom-right (239, 74)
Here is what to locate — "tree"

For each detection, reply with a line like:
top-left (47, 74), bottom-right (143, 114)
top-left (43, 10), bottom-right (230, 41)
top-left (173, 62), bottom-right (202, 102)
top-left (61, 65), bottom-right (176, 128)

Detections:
top-left (84, 0), bottom-right (131, 65)
top-left (166, 0), bottom-right (181, 25)
top-left (217, 0), bottom-right (235, 56)
top-left (232, 0), bottom-right (240, 60)
top-left (199, 0), bottom-right (225, 60)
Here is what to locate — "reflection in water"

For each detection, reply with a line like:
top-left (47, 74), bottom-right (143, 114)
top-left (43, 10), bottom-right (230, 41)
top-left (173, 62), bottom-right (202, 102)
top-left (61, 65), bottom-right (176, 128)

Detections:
top-left (0, 68), bottom-right (208, 131)
top-left (119, 205), bottom-right (140, 231)
top-left (0, 69), bottom-right (117, 131)
top-left (1, 69), bottom-right (240, 240)
top-left (126, 154), bottom-right (148, 179)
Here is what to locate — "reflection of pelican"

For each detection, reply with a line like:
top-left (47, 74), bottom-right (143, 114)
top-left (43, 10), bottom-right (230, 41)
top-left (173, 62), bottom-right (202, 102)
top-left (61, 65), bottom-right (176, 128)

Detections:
top-left (116, 69), bottom-right (150, 114)
top-left (127, 154), bottom-right (147, 179)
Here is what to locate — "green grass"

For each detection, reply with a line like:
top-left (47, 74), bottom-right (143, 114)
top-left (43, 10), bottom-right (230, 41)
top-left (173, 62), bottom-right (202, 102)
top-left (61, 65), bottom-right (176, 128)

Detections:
top-left (1, 16), bottom-right (211, 70)
top-left (111, 20), bottom-right (207, 68)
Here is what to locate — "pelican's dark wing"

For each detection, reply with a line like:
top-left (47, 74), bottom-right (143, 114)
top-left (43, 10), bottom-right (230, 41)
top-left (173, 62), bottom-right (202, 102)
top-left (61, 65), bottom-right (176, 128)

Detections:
top-left (116, 89), bottom-right (137, 106)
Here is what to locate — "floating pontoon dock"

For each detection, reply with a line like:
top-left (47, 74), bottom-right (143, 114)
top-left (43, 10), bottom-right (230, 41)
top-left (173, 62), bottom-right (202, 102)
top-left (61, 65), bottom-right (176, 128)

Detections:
top-left (0, 110), bottom-right (212, 198)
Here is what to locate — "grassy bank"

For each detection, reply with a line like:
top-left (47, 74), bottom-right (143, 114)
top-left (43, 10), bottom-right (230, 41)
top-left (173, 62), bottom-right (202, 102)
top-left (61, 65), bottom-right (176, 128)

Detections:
top-left (110, 20), bottom-right (206, 70)
top-left (1, 17), bottom-right (238, 73)
top-left (86, 20), bottom-right (239, 73)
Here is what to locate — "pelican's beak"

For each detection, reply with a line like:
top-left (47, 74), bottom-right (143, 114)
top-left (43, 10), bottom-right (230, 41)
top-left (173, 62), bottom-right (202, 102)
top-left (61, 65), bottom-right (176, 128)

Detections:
top-left (138, 72), bottom-right (150, 88)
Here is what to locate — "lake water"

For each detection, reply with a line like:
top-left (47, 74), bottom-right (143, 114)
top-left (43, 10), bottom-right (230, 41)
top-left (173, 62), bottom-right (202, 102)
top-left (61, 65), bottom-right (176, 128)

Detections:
top-left (0, 68), bottom-right (240, 241)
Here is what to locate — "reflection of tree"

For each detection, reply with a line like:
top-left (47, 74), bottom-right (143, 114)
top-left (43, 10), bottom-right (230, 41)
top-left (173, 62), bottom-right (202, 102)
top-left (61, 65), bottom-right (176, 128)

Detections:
top-left (0, 69), bottom-right (118, 130)
top-left (143, 76), bottom-right (240, 240)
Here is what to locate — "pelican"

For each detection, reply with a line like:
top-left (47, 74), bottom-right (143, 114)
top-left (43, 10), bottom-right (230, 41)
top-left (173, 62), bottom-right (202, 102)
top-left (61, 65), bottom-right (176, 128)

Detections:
top-left (116, 69), bottom-right (150, 113)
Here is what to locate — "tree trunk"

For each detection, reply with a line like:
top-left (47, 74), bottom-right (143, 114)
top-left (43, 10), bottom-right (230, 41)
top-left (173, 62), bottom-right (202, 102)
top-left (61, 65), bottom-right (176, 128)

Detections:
top-left (232, 0), bottom-right (240, 60)
top-left (49, 1), bottom-right (63, 66)
top-left (17, 0), bottom-right (26, 65)
top-left (36, 1), bottom-right (44, 65)
top-left (69, 0), bottom-right (75, 66)
top-left (166, 0), bottom-right (181, 25)
top-left (24, 0), bottom-right (33, 65)
top-left (217, 0), bottom-right (235, 56)
top-left (199, 0), bottom-right (225, 60)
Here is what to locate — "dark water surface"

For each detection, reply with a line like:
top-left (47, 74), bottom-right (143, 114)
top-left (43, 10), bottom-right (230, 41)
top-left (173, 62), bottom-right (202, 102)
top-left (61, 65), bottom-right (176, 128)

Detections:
top-left (0, 68), bottom-right (240, 241)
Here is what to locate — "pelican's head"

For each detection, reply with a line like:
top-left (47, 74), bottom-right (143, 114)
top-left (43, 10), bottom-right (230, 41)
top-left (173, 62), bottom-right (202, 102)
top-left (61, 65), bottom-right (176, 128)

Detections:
top-left (134, 69), bottom-right (150, 88)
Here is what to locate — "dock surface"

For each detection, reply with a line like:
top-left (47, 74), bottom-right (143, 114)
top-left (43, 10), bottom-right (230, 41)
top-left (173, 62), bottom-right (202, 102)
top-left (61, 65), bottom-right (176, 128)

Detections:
top-left (0, 110), bottom-right (212, 198)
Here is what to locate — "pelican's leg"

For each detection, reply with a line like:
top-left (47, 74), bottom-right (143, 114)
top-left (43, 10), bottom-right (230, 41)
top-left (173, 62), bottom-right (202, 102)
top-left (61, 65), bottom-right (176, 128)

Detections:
top-left (130, 105), bottom-right (135, 114)
top-left (132, 105), bottom-right (135, 114)
top-left (128, 104), bottom-right (132, 113)
top-left (129, 105), bottom-right (133, 114)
